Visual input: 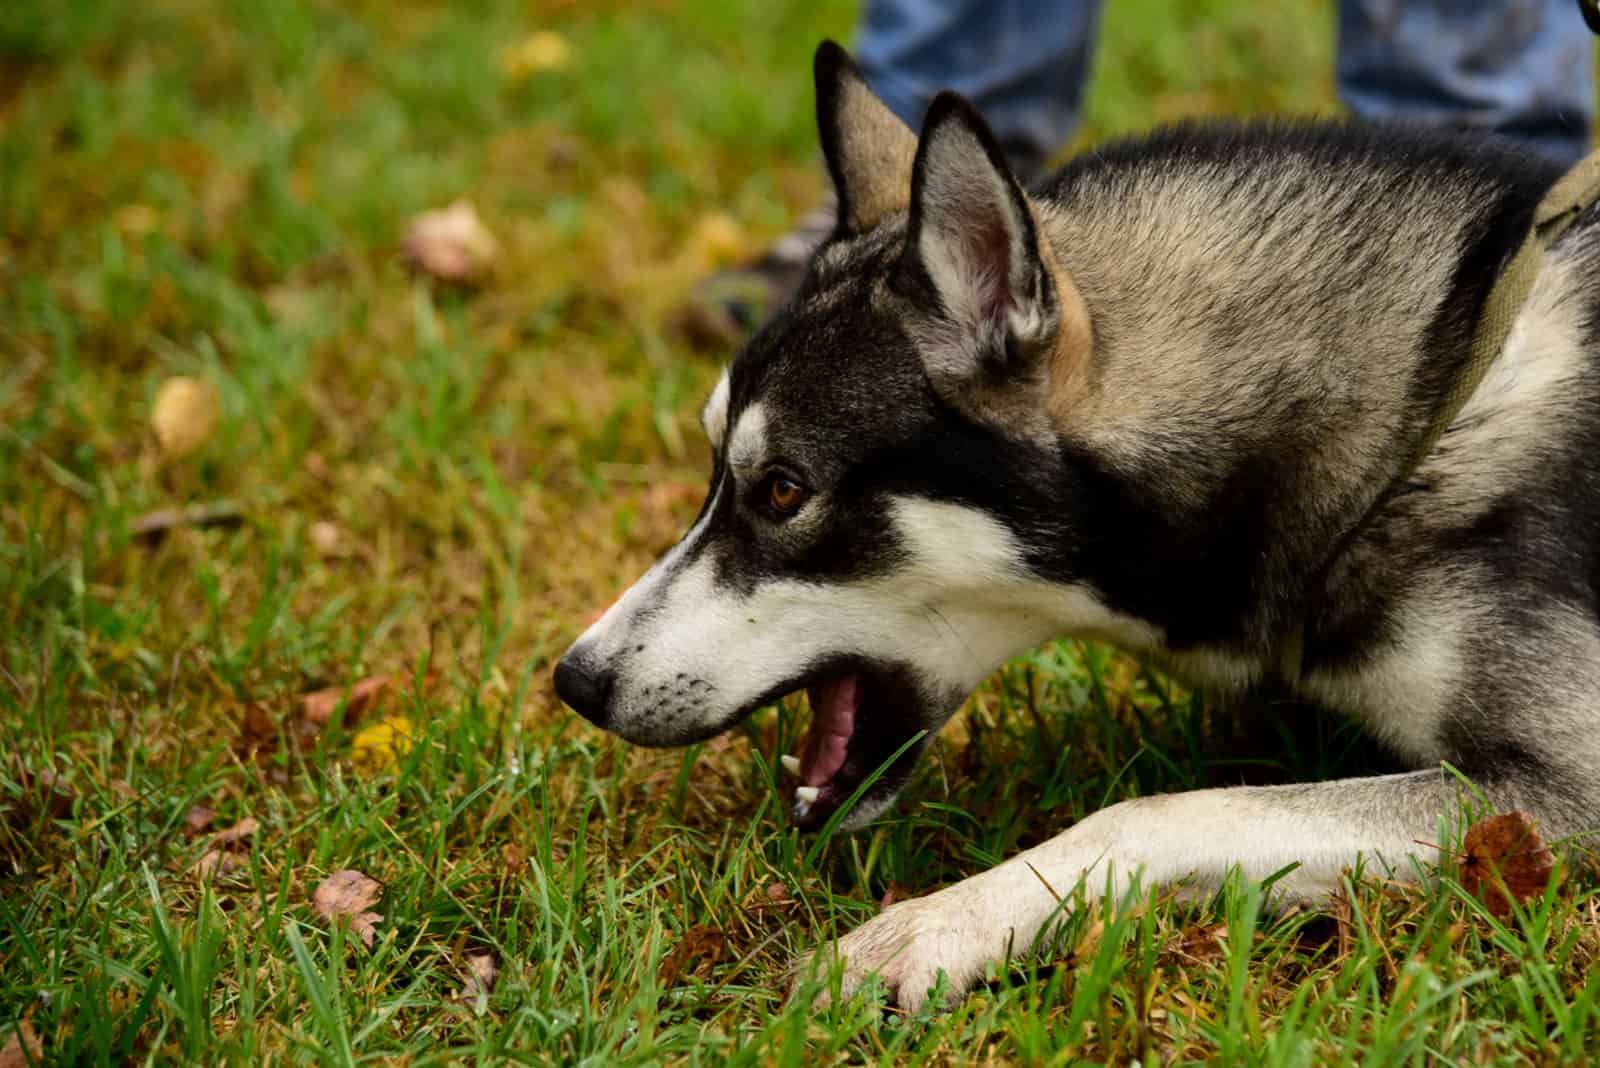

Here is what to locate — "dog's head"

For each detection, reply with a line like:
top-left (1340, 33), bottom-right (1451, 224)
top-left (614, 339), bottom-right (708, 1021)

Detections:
top-left (554, 42), bottom-right (1102, 830)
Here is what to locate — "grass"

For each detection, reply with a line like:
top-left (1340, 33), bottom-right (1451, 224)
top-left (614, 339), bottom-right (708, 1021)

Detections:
top-left (2, 0), bottom-right (1598, 1062)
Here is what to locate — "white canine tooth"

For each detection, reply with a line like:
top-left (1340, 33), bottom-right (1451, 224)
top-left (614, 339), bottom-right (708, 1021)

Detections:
top-left (781, 754), bottom-right (801, 776)
top-left (794, 785), bottom-right (820, 803)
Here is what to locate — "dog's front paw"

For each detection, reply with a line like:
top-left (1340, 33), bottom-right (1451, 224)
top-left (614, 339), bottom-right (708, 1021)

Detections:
top-left (794, 891), bottom-right (997, 1012)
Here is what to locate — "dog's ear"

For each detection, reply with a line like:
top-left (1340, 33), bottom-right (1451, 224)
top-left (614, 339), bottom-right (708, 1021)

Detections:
top-left (814, 40), bottom-right (917, 235)
top-left (898, 92), bottom-right (1064, 393)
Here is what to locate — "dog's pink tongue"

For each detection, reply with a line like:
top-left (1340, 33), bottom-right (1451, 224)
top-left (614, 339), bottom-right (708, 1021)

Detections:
top-left (800, 675), bottom-right (858, 787)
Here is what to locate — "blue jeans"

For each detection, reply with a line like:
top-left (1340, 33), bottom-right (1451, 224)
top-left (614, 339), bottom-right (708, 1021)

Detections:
top-left (856, 0), bottom-right (1596, 174)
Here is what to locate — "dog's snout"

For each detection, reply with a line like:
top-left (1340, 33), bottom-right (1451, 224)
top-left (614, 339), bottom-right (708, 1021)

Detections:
top-left (554, 651), bottom-right (614, 729)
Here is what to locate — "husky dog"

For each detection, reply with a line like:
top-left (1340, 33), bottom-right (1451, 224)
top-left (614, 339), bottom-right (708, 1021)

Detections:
top-left (555, 41), bottom-right (1600, 1009)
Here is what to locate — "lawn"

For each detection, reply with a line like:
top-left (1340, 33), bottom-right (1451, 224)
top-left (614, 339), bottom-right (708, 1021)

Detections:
top-left (2, 0), bottom-right (1598, 1063)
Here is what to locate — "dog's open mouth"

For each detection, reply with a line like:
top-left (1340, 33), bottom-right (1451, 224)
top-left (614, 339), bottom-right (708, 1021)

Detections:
top-left (777, 665), bottom-right (928, 831)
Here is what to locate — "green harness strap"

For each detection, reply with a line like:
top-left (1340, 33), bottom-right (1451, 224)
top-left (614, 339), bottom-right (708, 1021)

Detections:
top-left (1406, 150), bottom-right (1600, 477)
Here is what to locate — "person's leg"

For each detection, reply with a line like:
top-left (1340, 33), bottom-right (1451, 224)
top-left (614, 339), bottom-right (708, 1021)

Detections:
top-left (1338, 0), bottom-right (1595, 166)
top-left (856, 0), bottom-right (1104, 182)
top-left (685, 1), bottom-right (1102, 342)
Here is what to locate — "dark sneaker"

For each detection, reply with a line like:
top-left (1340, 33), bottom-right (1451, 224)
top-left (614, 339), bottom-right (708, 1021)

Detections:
top-left (677, 199), bottom-right (837, 348)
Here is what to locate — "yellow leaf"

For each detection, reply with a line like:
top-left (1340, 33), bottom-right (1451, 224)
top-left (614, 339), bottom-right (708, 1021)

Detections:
top-left (151, 376), bottom-right (220, 459)
top-left (501, 31), bottom-right (573, 80)
top-left (351, 716), bottom-right (414, 771)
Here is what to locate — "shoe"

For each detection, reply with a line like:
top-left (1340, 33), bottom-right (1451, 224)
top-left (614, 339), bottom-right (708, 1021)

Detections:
top-left (677, 197), bottom-right (837, 348)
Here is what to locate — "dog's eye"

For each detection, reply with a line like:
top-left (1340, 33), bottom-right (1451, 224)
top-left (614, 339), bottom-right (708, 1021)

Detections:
top-left (764, 473), bottom-right (809, 517)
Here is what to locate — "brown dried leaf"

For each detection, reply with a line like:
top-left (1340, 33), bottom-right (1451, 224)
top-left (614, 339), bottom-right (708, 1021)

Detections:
top-left (349, 912), bottom-right (383, 947)
top-left (238, 702), bottom-right (278, 746)
top-left (313, 869), bottom-right (384, 947)
top-left (503, 843), bottom-right (527, 874)
top-left (190, 848), bottom-right (245, 880)
top-left (656, 924), bottom-right (725, 986)
top-left (403, 200), bottom-right (498, 285)
top-left (765, 881), bottom-right (792, 904)
top-left (300, 674), bottom-right (400, 731)
top-left (190, 815), bottom-right (258, 880)
top-left (183, 804), bottom-right (217, 835)
top-left (1459, 810), bottom-right (1559, 917)
top-left (210, 816), bottom-right (259, 847)
top-left (0, 1020), bottom-right (41, 1068)
top-left (456, 952), bottom-right (499, 1004)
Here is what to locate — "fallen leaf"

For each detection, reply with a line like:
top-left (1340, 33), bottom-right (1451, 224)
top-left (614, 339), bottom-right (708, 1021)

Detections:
top-left (0, 1020), bottom-right (41, 1068)
top-left (1161, 922), bottom-right (1229, 966)
top-left (151, 376), bottom-right (220, 458)
top-left (130, 500), bottom-right (243, 542)
top-left (300, 674), bottom-right (401, 730)
top-left (503, 843), bottom-right (527, 874)
top-left (235, 701), bottom-right (279, 759)
top-left (766, 882), bottom-right (792, 904)
top-left (657, 924), bottom-right (725, 986)
top-left (191, 815), bottom-right (259, 880)
top-left (349, 911), bottom-right (383, 947)
top-left (309, 520), bottom-right (343, 555)
top-left (1459, 810), bottom-right (1559, 917)
top-left (501, 31), bottom-right (573, 79)
top-left (190, 849), bottom-right (245, 880)
top-left (402, 200), bottom-right (498, 285)
top-left (183, 804), bottom-right (217, 835)
top-left (210, 816), bottom-right (259, 847)
top-left (313, 869), bottom-right (384, 947)
top-left (456, 952), bottom-right (499, 1004)
top-left (351, 716), bottom-right (414, 771)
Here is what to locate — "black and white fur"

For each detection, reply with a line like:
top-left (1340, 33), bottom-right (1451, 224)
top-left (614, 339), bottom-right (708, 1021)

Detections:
top-left (555, 41), bottom-right (1600, 1010)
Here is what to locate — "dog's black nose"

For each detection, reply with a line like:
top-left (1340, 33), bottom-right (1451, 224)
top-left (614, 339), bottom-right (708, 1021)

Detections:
top-left (553, 652), bottom-right (613, 729)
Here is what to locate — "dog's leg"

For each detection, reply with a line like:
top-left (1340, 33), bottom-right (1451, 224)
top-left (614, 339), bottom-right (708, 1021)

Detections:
top-left (800, 770), bottom-right (1523, 1010)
